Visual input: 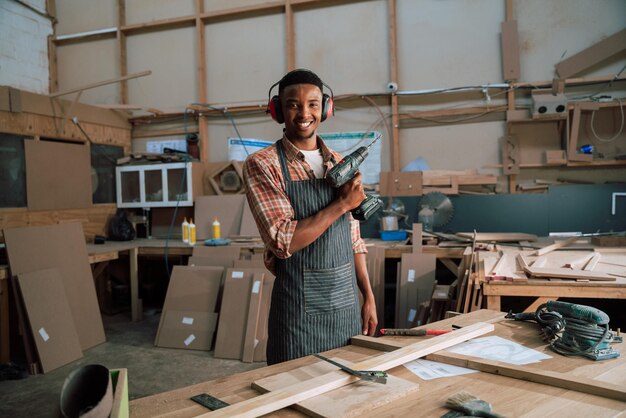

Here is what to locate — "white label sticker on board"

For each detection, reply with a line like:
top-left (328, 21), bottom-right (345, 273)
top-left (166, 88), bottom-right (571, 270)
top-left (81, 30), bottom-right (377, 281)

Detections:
top-left (39, 328), bottom-right (50, 342)
top-left (232, 271), bottom-right (244, 279)
top-left (407, 269), bottom-right (416, 282)
top-left (408, 309), bottom-right (417, 322)
top-left (182, 317), bottom-right (194, 325)
top-left (184, 334), bottom-right (196, 346)
top-left (252, 280), bottom-right (261, 294)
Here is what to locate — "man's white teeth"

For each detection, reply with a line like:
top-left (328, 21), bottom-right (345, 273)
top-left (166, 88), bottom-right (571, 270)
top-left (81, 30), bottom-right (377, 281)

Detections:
top-left (298, 121), bottom-right (312, 128)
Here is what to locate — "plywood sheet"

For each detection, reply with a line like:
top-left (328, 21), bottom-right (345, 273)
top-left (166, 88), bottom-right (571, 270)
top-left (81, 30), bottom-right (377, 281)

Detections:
top-left (252, 358), bottom-right (419, 418)
top-left (187, 256), bottom-right (235, 269)
top-left (194, 195), bottom-right (246, 239)
top-left (4, 222), bottom-right (105, 350)
top-left (17, 268), bottom-right (83, 373)
top-left (25, 140), bottom-right (92, 210)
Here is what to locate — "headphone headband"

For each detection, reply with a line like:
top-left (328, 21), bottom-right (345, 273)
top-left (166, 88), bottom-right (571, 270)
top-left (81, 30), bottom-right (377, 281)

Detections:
top-left (266, 70), bottom-right (335, 123)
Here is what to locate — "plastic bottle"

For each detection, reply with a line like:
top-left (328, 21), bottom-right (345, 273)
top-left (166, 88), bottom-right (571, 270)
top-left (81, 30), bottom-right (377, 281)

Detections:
top-left (182, 217), bottom-right (189, 243)
top-left (212, 217), bottom-right (221, 239)
top-left (188, 218), bottom-right (196, 245)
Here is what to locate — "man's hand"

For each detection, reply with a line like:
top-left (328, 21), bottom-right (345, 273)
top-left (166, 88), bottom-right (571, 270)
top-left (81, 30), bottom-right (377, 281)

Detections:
top-left (361, 297), bottom-right (378, 336)
top-left (338, 172), bottom-right (366, 212)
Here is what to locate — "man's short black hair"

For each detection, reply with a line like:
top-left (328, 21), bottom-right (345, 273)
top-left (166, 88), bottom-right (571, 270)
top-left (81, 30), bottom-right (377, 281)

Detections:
top-left (278, 69), bottom-right (323, 94)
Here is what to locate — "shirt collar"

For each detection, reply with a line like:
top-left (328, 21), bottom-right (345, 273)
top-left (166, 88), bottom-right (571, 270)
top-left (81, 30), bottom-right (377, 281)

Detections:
top-left (281, 134), bottom-right (335, 164)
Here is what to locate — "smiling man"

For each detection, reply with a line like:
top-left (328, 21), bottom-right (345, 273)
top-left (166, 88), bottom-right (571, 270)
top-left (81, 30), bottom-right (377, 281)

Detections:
top-left (243, 69), bottom-right (378, 365)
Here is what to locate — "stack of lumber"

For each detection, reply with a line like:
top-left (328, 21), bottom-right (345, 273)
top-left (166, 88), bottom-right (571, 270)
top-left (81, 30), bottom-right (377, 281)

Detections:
top-left (452, 236), bottom-right (625, 314)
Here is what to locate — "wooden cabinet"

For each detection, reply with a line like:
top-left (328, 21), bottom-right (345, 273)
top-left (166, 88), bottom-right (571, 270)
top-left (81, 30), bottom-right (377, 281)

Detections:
top-left (116, 162), bottom-right (205, 208)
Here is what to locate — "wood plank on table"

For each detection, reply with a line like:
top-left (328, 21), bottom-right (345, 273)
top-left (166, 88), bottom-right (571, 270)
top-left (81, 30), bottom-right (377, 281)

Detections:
top-left (198, 322), bottom-right (494, 417)
top-left (252, 358), bottom-right (419, 418)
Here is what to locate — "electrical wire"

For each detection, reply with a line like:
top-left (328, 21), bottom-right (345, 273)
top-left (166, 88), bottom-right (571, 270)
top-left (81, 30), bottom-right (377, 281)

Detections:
top-left (192, 103), bottom-right (251, 156)
top-left (590, 98), bottom-right (624, 143)
top-left (163, 155), bottom-right (190, 277)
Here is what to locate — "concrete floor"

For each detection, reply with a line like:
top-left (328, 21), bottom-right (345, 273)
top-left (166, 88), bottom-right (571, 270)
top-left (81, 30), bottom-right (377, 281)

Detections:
top-left (0, 309), bottom-right (265, 418)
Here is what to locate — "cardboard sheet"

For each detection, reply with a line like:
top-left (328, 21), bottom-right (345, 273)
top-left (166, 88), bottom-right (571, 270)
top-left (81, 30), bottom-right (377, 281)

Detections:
top-left (4, 222), bottom-right (105, 350)
top-left (194, 195), bottom-right (246, 239)
top-left (17, 268), bottom-right (83, 373)
top-left (25, 139), bottom-right (92, 210)
top-left (252, 358), bottom-right (419, 418)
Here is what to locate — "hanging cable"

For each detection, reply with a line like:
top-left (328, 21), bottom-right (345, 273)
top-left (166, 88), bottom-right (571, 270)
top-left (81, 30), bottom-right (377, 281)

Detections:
top-left (590, 98), bottom-right (624, 143)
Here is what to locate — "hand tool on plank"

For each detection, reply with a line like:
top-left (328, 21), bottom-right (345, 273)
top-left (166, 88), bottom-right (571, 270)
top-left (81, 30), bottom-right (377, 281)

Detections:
top-left (380, 328), bottom-right (451, 336)
top-left (313, 354), bottom-right (388, 384)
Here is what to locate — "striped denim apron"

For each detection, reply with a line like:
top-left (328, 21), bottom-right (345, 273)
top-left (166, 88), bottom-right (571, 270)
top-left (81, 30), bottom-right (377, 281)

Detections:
top-left (266, 140), bottom-right (361, 365)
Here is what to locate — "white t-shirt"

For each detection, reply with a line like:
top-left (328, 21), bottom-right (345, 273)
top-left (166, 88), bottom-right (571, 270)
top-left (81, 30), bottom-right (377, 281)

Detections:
top-left (300, 148), bottom-right (325, 179)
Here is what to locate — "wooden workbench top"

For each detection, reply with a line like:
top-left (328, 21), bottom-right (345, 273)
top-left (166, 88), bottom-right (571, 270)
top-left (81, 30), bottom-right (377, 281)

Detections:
top-left (129, 310), bottom-right (626, 417)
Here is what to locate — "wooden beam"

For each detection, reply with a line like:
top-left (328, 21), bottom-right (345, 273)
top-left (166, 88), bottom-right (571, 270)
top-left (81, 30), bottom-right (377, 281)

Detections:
top-left (195, 0), bottom-right (209, 162)
top-left (285, 1), bottom-right (295, 70)
top-left (49, 71), bottom-right (151, 98)
top-left (117, 0), bottom-right (128, 104)
top-left (352, 335), bottom-right (626, 402)
top-left (388, 0), bottom-right (400, 172)
top-left (198, 322), bottom-right (494, 417)
top-left (556, 28), bottom-right (626, 79)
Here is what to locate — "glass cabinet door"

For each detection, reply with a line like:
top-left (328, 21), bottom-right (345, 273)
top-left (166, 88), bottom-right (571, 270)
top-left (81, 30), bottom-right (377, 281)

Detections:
top-left (145, 169), bottom-right (163, 202)
top-left (120, 171), bottom-right (140, 204)
top-left (167, 167), bottom-right (188, 202)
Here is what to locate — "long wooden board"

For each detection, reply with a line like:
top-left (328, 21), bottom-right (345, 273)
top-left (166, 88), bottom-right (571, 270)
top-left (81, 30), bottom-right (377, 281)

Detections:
top-left (252, 358), bottom-right (419, 418)
top-left (523, 266), bottom-right (616, 281)
top-left (351, 335), bottom-right (626, 402)
top-left (196, 322), bottom-right (494, 417)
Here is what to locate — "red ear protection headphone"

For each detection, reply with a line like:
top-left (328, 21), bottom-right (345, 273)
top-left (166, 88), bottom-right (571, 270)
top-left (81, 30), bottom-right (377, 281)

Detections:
top-left (266, 70), bottom-right (334, 124)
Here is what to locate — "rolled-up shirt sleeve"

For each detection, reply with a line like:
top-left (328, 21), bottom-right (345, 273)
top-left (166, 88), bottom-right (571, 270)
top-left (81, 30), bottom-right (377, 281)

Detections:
top-left (350, 214), bottom-right (367, 254)
top-left (243, 153), bottom-right (297, 259)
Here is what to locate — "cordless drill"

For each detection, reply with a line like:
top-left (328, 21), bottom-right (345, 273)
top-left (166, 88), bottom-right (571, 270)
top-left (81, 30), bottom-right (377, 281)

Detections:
top-left (326, 139), bottom-right (383, 221)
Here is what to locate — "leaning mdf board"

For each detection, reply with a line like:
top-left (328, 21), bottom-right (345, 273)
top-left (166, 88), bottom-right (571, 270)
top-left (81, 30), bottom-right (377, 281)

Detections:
top-left (397, 252), bottom-right (436, 328)
top-left (252, 358), bottom-right (419, 418)
top-left (194, 195), bottom-right (246, 239)
top-left (213, 268), bottom-right (265, 360)
top-left (155, 266), bottom-right (223, 345)
top-left (17, 268), bottom-right (83, 373)
top-left (4, 222), bottom-right (105, 350)
top-left (156, 310), bottom-right (218, 350)
top-left (25, 139), bottom-right (92, 210)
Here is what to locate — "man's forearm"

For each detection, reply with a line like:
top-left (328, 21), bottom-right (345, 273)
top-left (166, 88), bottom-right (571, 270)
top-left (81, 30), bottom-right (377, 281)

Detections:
top-left (354, 252), bottom-right (375, 301)
top-left (288, 199), bottom-right (348, 253)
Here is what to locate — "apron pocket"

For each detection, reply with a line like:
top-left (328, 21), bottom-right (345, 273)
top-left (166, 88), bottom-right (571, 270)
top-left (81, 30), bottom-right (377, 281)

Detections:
top-left (304, 262), bottom-right (355, 315)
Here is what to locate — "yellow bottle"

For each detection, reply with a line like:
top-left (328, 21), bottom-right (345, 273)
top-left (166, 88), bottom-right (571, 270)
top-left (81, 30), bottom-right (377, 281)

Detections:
top-left (188, 218), bottom-right (196, 245)
top-left (182, 217), bottom-right (189, 243)
top-left (212, 217), bottom-right (221, 239)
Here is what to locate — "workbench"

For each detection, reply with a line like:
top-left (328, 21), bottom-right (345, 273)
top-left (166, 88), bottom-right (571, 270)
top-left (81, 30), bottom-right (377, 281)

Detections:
top-left (129, 309), bottom-right (626, 417)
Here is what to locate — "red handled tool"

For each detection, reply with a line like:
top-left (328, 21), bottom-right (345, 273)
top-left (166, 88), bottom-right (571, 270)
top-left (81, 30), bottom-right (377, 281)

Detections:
top-left (380, 328), bottom-right (451, 336)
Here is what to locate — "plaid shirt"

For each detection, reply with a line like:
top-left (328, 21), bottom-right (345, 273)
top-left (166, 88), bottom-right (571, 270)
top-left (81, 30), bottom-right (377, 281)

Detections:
top-left (243, 135), bottom-right (367, 274)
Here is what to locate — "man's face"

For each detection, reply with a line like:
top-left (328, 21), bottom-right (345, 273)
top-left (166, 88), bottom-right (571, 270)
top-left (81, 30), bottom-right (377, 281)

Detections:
top-left (281, 83), bottom-right (323, 143)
